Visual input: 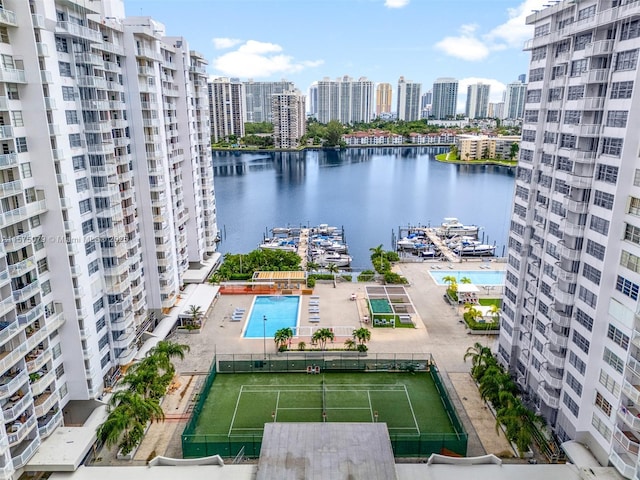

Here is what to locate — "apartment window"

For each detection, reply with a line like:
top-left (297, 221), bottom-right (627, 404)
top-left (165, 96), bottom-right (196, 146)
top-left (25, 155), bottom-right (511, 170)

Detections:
top-left (55, 364), bottom-right (65, 380)
top-left (20, 163), bottom-right (31, 179)
top-left (563, 392), bottom-right (580, 417)
top-left (578, 5), bottom-right (596, 20)
top-left (546, 110), bottom-right (559, 122)
top-left (582, 264), bottom-right (601, 285)
top-left (526, 89), bottom-right (541, 103)
top-left (514, 186), bottom-right (529, 201)
top-left (529, 68), bottom-right (544, 81)
top-left (85, 240), bottom-right (96, 255)
top-left (30, 215), bottom-right (40, 228)
top-left (14, 137), bottom-right (27, 153)
top-left (592, 414), bottom-right (612, 441)
top-left (605, 110), bottom-right (628, 128)
top-left (569, 351), bottom-right (586, 375)
top-left (506, 271), bottom-right (519, 288)
top-left (59, 383), bottom-right (68, 399)
top-left (594, 391), bottom-right (612, 416)
top-left (578, 285), bottom-right (597, 308)
top-left (563, 110), bottom-right (581, 124)
top-left (555, 157), bottom-right (572, 174)
top-left (556, 39), bottom-right (571, 55)
top-left (567, 85), bottom-right (585, 100)
top-left (575, 308), bottom-right (594, 331)
top-left (551, 65), bottom-right (566, 80)
top-left (621, 250), bottom-right (640, 273)
top-left (41, 280), bottom-right (51, 296)
top-left (524, 110), bottom-right (539, 122)
top-left (75, 178), bottom-right (89, 193)
top-left (534, 24), bottom-right (550, 37)
top-left (611, 81), bottom-right (633, 99)
top-left (590, 215), bottom-right (609, 235)
top-left (570, 59), bottom-right (588, 76)
top-left (554, 178), bottom-right (570, 195)
top-left (543, 132), bottom-right (557, 144)
top-left (58, 61), bottom-right (72, 77)
top-left (560, 134), bottom-right (576, 148)
top-left (593, 190), bottom-right (614, 209)
top-left (36, 258), bottom-right (49, 274)
top-left (72, 155), bottom-right (86, 170)
top-left (62, 86), bottom-right (75, 101)
top-left (522, 130), bottom-right (536, 142)
top-left (616, 275), bottom-right (639, 300)
top-left (81, 219), bottom-right (94, 235)
top-left (69, 133), bottom-right (82, 148)
top-left (11, 111), bottom-right (23, 127)
top-left (585, 239), bottom-right (605, 261)
top-left (52, 343), bottom-right (62, 360)
top-left (621, 19), bottom-right (640, 41)
top-left (79, 199), bottom-right (92, 214)
top-left (602, 137), bottom-right (623, 157)
top-left (595, 164), bottom-right (618, 184)
top-left (55, 36), bottom-right (68, 53)
top-left (566, 372), bottom-right (583, 396)
top-left (65, 110), bottom-right (79, 125)
top-left (574, 33), bottom-right (592, 51)
top-left (599, 370), bottom-right (620, 396)
top-left (548, 87), bottom-right (564, 101)
top-left (531, 46), bottom-right (547, 61)
top-left (93, 297), bottom-right (104, 314)
top-left (604, 347), bottom-right (624, 373)
top-left (615, 49), bottom-right (638, 70)
top-left (625, 223), bottom-right (640, 245)
top-left (572, 330), bottom-right (590, 354)
top-left (607, 324), bottom-right (630, 350)
top-left (0, 27), bottom-right (9, 44)
top-left (6, 84), bottom-right (18, 100)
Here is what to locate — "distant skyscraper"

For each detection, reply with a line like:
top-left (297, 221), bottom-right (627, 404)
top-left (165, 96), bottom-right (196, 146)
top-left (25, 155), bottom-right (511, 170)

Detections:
top-left (465, 83), bottom-right (490, 119)
top-left (243, 80), bottom-right (295, 123)
top-left (502, 81), bottom-right (527, 120)
top-left (273, 90), bottom-right (306, 149)
top-left (421, 90), bottom-right (433, 110)
top-left (309, 83), bottom-right (318, 116)
top-left (376, 83), bottom-right (392, 116)
top-left (316, 76), bottom-right (374, 124)
top-left (431, 78), bottom-right (458, 120)
top-left (396, 77), bottom-right (422, 121)
top-left (518, 73), bottom-right (526, 83)
top-left (488, 102), bottom-right (504, 119)
top-left (208, 77), bottom-right (246, 142)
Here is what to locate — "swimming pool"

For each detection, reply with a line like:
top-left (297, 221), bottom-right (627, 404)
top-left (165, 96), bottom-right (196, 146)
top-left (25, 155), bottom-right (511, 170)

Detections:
top-left (429, 270), bottom-right (505, 286)
top-left (243, 295), bottom-right (300, 338)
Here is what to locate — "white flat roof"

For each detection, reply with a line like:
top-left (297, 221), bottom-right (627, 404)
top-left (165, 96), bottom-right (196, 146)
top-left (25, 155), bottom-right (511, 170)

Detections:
top-left (49, 464), bottom-right (257, 480)
top-left (182, 253), bottom-right (221, 284)
top-left (457, 284), bottom-right (480, 293)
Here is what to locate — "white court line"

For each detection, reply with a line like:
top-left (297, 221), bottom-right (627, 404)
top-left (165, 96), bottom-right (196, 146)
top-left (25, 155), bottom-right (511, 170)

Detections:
top-left (228, 385), bottom-right (244, 437)
top-left (367, 391), bottom-right (374, 422)
top-left (404, 384), bottom-right (421, 435)
top-left (274, 391), bottom-right (280, 422)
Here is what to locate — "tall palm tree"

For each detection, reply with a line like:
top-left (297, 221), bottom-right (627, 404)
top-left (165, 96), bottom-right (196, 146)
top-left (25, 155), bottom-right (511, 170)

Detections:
top-left (496, 391), bottom-right (544, 456)
top-left (463, 342), bottom-right (494, 380)
top-left (352, 327), bottom-right (371, 346)
top-left (488, 304), bottom-right (500, 323)
top-left (312, 328), bottom-right (334, 350)
top-left (274, 327), bottom-right (293, 350)
top-left (460, 277), bottom-right (472, 284)
top-left (464, 304), bottom-right (483, 324)
top-left (478, 365), bottom-right (516, 405)
top-left (186, 305), bottom-right (203, 327)
top-left (369, 244), bottom-right (384, 261)
top-left (306, 261), bottom-right (320, 272)
top-left (344, 338), bottom-right (356, 350)
top-left (326, 263), bottom-right (339, 274)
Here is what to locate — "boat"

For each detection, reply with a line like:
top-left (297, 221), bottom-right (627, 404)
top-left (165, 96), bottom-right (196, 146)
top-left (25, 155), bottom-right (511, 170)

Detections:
top-left (418, 248), bottom-right (438, 258)
top-left (315, 251), bottom-right (352, 267)
top-left (453, 244), bottom-right (496, 257)
top-left (259, 239), bottom-right (297, 252)
top-left (438, 218), bottom-right (479, 238)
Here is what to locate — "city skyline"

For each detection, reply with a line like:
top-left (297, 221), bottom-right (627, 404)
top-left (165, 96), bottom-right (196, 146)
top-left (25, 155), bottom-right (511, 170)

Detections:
top-left (126, 0), bottom-right (549, 110)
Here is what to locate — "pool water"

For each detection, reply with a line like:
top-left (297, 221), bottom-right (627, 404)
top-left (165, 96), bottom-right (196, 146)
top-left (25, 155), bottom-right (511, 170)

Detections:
top-left (243, 295), bottom-right (300, 338)
top-left (429, 270), bottom-right (505, 286)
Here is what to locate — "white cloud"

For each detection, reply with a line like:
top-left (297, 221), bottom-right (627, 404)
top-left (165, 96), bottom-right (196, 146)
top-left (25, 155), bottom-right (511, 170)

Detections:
top-left (384, 0), bottom-right (410, 7)
top-left (434, 0), bottom-right (547, 61)
top-left (212, 37), bottom-right (242, 50)
top-left (213, 40), bottom-right (323, 79)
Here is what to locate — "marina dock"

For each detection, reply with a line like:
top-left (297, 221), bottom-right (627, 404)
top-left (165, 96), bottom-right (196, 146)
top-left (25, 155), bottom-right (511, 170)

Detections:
top-left (298, 228), bottom-right (309, 270)
top-left (421, 228), bottom-right (462, 263)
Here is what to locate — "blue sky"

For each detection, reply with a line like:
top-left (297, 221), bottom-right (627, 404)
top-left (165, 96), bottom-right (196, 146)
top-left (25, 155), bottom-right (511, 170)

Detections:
top-left (126, 0), bottom-right (548, 110)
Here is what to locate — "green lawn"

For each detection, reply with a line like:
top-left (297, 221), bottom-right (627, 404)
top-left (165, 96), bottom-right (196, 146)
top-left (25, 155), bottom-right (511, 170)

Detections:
top-left (194, 372), bottom-right (455, 437)
top-left (478, 298), bottom-right (502, 307)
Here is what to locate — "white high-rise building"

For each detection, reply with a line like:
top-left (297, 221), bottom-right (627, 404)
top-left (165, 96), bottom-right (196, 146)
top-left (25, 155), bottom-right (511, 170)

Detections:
top-left (308, 83), bottom-right (318, 117)
top-left (0, 1), bottom-right (217, 476)
top-left (243, 80), bottom-right (295, 123)
top-left (208, 78), bottom-right (246, 143)
top-left (499, 1), bottom-right (640, 476)
top-left (316, 76), bottom-right (373, 124)
top-left (431, 78), bottom-right (458, 120)
top-left (465, 83), bottom-right (490, 119)
top-left (396, 77), bottom-right (421, 121)
top-left (272, 90), bottom-right (306, 149)
top-left (502, 81), bottom-right (527, 120)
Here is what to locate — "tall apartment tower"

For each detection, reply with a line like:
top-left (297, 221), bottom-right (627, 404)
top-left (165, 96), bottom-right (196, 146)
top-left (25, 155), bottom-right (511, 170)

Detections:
top-left (0, 1), bottom-right (218, 475)
top-left (375, 83), bottom-right (392, 116)
top-left (308, 83), bottom-right (318, 117)
top-left (465, 83), bottom-right (490, 119)
top-left (272, 90), bottom-right (306, 149)
top-left (396, 77), bottom-right (422, 121)
top-left (421, 90), bottom-right (433, 110)
top-left (208, 78), bottom-right (246, 142)
top-left (488, 102), bottom-right (504, 119)
top-left (243, 80), bottom-right (295, 123)
top-left (502, 81), bottom-right (527, 120)
top-left (431, 78), bottom-right (458, 120)
top-left (499, 1), bottom-right (640, 476)
top-left (316, 76), bottom-right (373, 124)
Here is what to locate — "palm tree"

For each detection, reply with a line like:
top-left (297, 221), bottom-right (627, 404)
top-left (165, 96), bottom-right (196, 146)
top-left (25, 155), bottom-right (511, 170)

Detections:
top-left (463, 342), bottom-right (494, 380)
top-left (274, 327), bottom-right (293, 351)
top-left (312, 328), bottom-right (334, 350)
top-left (344, 338), bottom-right (356, 350)
top-left (186, 305), bottom-right (203, 327)
top-left (352, 327), bottom-right (371, 346)
top-left (460, 277), bottom-right (472, 284)
top-left (464, 304), bottom-right (483, 324)
top-left (306, 261), bottom-right (320, 272)
top-left (496, 391), bottom-right (544, 456)
top-left (488, 304), bottom-right (500, 323)
top-left (326, 263), bottom-right (339, 274)
top-left (369, 244), bottom-right (384, 261)
top-left (442, 275), bottom-right (458, 298)
top-left (149, 341), bottom-right (190, 379)
top-left (478, 365), bottom-right (516, 405)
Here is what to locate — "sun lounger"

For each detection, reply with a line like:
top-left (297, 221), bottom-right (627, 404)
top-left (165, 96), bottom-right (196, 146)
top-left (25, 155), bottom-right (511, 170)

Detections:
top-left (310, 296), bottom-right (320, 299)
top-left (309, 308), bottom-right (320, 313)
top-left (309, 317), bottom-right (320, 323)
top-left (309, 301), bottom-right (320, 306)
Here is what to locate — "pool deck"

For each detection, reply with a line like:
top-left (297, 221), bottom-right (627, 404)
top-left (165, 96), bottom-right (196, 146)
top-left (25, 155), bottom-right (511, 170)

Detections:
top-left (100, 261), bottom-right (514, 464)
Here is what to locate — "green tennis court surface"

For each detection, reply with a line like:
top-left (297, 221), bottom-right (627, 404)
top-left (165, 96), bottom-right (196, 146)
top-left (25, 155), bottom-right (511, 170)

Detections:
top-left (193, 372), bottom-right (455, 436)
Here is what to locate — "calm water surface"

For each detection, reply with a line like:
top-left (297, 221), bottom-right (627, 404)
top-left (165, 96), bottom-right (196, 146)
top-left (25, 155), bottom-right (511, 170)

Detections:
top-left (213, 147), bottom-right (516, 270)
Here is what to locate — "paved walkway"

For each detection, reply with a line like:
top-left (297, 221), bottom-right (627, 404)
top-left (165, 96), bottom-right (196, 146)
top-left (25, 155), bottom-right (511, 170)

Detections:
top-left (112, 260), bottom-right (509, 462)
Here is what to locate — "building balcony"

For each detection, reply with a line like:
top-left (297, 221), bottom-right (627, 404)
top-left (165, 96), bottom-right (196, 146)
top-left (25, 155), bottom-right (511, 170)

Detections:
top-left (17, 305), bottom-right (43, 327)
top-left (0, 67), bottom-right (25, 84)
top-left (38, 408), bottom-right (62, 439)
top-left (30, 370), bottom-right (55, 397)
top-left (0, 370), bottom-right (27, 400)
top-left (610, 448), bottom-right (638, 479)
top-left (12, 280), bottom-right (39, 303)
top-left (615, 425), bottom-right (640, 456)
top-left (0, 126), bottom-right (13, 140)
top-left (619, 406), bottom-right (640, 433)
top-left (55, 21), bottom-right (102, 43)
top-left (26, 350), bottom-right (50, 374)
top-left (585, 39), bottom-right (614, 56)
top-left (0, 8), bottom-right (16, 27)
top-left (75, 52), bottom-right (102, 65)
top-left (8, 257), bottom-right (35, 279)
top-left (117, 347), bottom-right (137, 365)
top-left (564, 198), bottom-right (589, 215)
top-left (7, 414), bottom-right (36, 446)
top-left (136, 47), bottom-right (161, 61)
top-left (0, 343), bottom-right (27, 376)
top-left (543, 345), bottom-right (565, 369)
top-left (11, 435), bottom-right (40, 469)
top-left (565, 173), bottom-right (592, 189)
top-left (0, 153), bottom-right (17, 169)
top-left (537, 384), bottom-right (560, 409)
top-left (582, 68), bottom-right (609, 84)
top-left (3, 394), bottom-right (30, 422)
top-left (112, 329), bottom-right (135, 350)
top-left (540, 367), bottom-right (563, 390)
top-left (554, 289), bottom-right (574, 306)
top-left (630, 354), bottom-right (640, 378)
top-left (46, 310), bottom-right (65, 332)
top-left (560, 220), bottom-right (586, 238)
top-left (579, 124), bottom-right (601, 136)
top-left (624, 380), bottom-right (640, 406)
top-left (1, 200), bottom-right (47, 228)
top-left (0, 318), bottom-right (19, 347)
top-left (547, 328), bottom-right (569, 349)
top-left (81, 99), bottom-right (110, 111)
top-left (84, 122), bottom-right (112, 135)
top-left (34, 391), bottom-right (58, 418)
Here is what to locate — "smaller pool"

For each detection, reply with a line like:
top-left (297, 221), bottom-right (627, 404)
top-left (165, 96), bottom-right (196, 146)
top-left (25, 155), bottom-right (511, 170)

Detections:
top-left (429, 270), bottom-right (505, 286)
top-left (243, 295), bottom-right (300, 338)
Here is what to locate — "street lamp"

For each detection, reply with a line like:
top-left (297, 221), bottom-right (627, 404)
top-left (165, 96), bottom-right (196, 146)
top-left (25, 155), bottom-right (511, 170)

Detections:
top-left (263, 315), bottom-right (267, 360)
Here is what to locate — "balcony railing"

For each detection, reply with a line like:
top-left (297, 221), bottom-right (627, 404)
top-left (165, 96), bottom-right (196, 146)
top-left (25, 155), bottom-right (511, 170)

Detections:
top-left (38, 409), bottom-right (62, 439)
top-left (11, 436), bottom-right (40, 469)
top-left (3, 394), bottom-right (30, 422)
top-left (537, 384), bottom-right (560, 408)
top-left (56, 21), bottom-right (102, 42)
top-left (544, 345), bottom-right (565, 369)
top-left (0, 8), bottom-right (17, 26)
top-left (615, 424), bottom-right (640, 455)
top-left (0, 67), bottom-right (25, 84)
top-left (610, 449), bottom-right (637, 479)
top-left (624, 379), bottom-right (640, 405)
top-left (7, 414), bottom-right (36, 446)
top-left (34, 391), bottom-right (58, 417)
top-left (0, 370), bottom-right (27, 399)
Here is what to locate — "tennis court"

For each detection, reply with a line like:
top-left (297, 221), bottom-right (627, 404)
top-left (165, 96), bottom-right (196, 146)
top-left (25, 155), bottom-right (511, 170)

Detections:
top-left (193, 372), bottom-right (454, 437)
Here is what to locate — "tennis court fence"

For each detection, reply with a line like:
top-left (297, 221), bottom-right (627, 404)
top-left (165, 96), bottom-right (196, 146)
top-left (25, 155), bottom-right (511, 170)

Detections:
top-left (181, 354), bottom-right (468, 458)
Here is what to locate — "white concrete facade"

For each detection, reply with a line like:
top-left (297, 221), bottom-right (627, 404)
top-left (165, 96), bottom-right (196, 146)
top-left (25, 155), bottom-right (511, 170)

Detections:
top-left (499, 1), bottom-right (640, 477)
top-left (502, 81), bottom-right (527, 120)
top-left (208, 78), bottom-right (245, 143)
top-left (315, 76), bottom-right (373, 124)
top-left (465, 83), bottom-right (490, 119)
top-left (272, 90), bottom-right (306, 149)
top-left (431, 78), bottom-right (458, 120)
top-left (243, 80), bottom-right (295, 124)
top-left (396, 77), bottom-right (421, 122)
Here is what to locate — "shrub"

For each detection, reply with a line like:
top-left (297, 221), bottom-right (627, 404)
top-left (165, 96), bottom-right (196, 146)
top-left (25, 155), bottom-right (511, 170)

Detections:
top-left (307, 277), bottom-right (316, 288)
top-left (383, 271), bottom-right (408, 284)
top-left (357, 270), bottom-right (376, 282)
top-left (356, 344), bottom-right (368, 353)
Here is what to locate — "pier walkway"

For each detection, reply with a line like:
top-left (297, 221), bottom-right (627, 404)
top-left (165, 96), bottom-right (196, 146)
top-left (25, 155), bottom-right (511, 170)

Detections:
top-left (419, 228), bottom-right (462, 263)
top-left (298, 228), bottom-right (309, 269)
